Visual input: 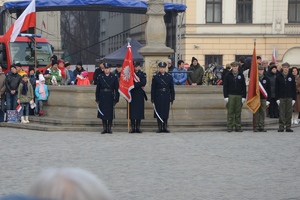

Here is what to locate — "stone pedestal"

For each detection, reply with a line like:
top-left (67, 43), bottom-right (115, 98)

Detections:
top-left (139, 0), bottom-right (174, 86)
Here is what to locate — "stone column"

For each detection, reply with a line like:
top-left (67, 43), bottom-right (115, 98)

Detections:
top-left (139, 0), bottom-right (174, 87)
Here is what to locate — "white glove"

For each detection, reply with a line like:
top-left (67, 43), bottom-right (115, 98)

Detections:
top-left (266, 101), bottom-right (270, 106)
top-left (292, 100), bottom-right (295, 106)
top-left (276, 100), bottom-right (280, 105)
top-left (224, 98), bottom-right (228, 103)
top-left (242, 98), bottom-right (246, 104)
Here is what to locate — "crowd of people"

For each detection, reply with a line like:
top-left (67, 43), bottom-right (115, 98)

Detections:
top-left (1, 54), bottom-right (300, 133)
top-left (0, 55), bottom-right (91, 122)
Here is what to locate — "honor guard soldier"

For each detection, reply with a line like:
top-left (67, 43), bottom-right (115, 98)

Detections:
top-left (253, 65), bottom-right (271, 132)
top-left (223, 61), bottom-right (246, 132)
top-left (95, 63), bottom-right (119, 134)
top-left (151, 61), bottom-right (175, 133)
top-left (129, 61), bottom-right (147, 133)
top-left (275, 62), bottom-right (296, 132)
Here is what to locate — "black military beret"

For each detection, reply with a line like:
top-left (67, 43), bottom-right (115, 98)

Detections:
top-left (158, 62), bottom-right (167, 68)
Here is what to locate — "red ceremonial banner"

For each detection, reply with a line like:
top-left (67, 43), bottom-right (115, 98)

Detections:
top-left (246, 43), bottom-right (261, 113)
top-left (118, 45), bottom-right (135, 102)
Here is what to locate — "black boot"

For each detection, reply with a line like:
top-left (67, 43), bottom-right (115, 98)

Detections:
top-left (107, 120), bottom-right (113, 134)
top-left (136, 120), bottom-right (142, 133)
top-left (101, 120), bottom-right (107, 134)
top-left (156, 119), bottom-right (162, 133)
top-left (130, 120), bottom-right (135, 133)
top-left (162, 119), bottom-right (170, 133)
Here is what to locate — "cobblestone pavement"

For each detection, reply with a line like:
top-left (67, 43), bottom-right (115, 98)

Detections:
top-left (1, 127), bottom-right (300, 200)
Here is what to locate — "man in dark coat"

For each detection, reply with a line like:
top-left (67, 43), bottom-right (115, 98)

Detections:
top-left (265, 65), bottom-right (279, 118)
top-left (95, 63), bottom-right (119, 134)
top-left (5, 65), bottom-right (22, 110)
top-left (275, 62), bottom-right (296, 132)
top-left (93, 60), bottom-right (104, 85)
top-left (151, 62), bottom-right (175, 133)
top-left (129, 62), bottom-right (147, 133)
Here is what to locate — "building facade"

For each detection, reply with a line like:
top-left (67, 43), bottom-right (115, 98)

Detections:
top-left (2, 0), bottom-right (300, 67)
top-left (182, 0), bottom-right (300, 67)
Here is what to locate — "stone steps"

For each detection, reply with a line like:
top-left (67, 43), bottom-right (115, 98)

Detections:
top-left (0, 116), bottom-right (282, 132)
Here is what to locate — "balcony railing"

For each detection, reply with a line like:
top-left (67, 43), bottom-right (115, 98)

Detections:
top-left (285, 24), bottom-right (300, 34)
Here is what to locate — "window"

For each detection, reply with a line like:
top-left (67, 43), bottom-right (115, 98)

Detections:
top-left (205, 55), bottom-right (223, 68)
top-left (236, 0), bottom-right (252, 23)
top-left (288, 0), bottom-right (300, 23)
top-left (235, 55), bottom-right (252, 62)
top-left (206, 0), bottom-right (222, 23)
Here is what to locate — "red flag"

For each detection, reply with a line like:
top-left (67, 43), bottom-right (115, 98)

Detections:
top-left (42, 20), bottom-right (46, 29)
top-left (3, 0), bottom-right (36, 42)
top-left (272, 47), bottom-right (276, 63)
top-left (246, 43), bottom-right (261, 113)
top-left (118, 45), bottom-right (135, 102)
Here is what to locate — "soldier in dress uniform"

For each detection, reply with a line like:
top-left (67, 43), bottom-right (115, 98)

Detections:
top-left (95, 63), bottom-right (119, 134)
top-left (223, 61), bottom-right (246, 132)
top-left (151, 62), bottom-right (175, 133)
top-left (129, 61), bottom-right (147, 133)
top-left (275, 62), bottom-right (296, 132)
top-left (253, 65), bottom-right (271, 132)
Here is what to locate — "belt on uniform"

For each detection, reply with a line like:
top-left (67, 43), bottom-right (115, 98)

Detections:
top-left (158, 88), bottom-right (169, 92)
top-left (100, 89), bottom-right (111, 92)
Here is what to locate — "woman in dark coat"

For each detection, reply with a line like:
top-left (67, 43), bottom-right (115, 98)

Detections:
top-left (95, 63), bottom-right (119, 134)
top-left (129, 62), bottom-right (147, 133)
top-left (151, 62), bottom-right (175, 133)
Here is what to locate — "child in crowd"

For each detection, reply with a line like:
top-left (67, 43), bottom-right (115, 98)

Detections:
top-left (35, 74), bottom-right (49, 116)
top-left (76, 71), bottom-right (90, 85)
top-left (17, 74), bottom-right (34, 123)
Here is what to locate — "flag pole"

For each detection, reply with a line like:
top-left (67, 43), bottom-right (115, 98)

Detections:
top-left (127, 102), bottom-right (130, 132)
top-left (34, 26), bottom-right (37, 71)
top-left (252, 38), bottom-right (256, 130)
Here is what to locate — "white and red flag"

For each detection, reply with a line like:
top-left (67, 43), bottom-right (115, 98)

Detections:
top-left (272, 47), bottom-right (277, 63)
top-left (16, 104), bottom-right (22, 113)
top-left (3, 0), bottom-right (36, 42)
top-left (118, 44), bottom-right (135, 102)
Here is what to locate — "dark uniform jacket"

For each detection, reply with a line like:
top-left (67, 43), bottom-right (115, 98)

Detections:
top-left (95, 73), bottom-right (119, 120)
top-left (275, 72), bottom-right (296, 100)
top-left (151, 72), bottom-right (175, 119)
top-left (223, 71), bottom-right (246, 98)
top-left (5, 72), bottom-right (22, 93)
top-left (259, 75), bottom-right (271, 101)
top-left (130, 70), bottom-right (147, 120)
top-left (265, 70), bottom-right (278, 98)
